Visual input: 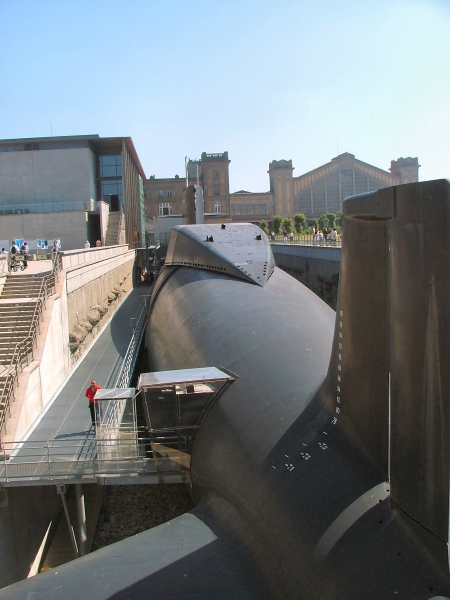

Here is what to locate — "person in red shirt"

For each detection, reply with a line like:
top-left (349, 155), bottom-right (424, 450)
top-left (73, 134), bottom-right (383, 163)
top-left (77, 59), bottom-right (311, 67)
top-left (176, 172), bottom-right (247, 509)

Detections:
top-left (85, 380), bottom-right (102, 429)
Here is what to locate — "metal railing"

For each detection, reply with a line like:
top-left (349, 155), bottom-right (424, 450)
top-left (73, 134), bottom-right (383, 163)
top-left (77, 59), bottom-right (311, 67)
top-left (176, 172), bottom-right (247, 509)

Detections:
top-left (0, 270), bottom-right (56, 439)
top-left (116, 295), bottom-right (151, 389)
top-left (51, 250), bottom-right (62, 282)
top-left (0, 435), bottom-right (189, 486)
top-left (270, 234), bottom-right (342, 247)
top-left (96, 294), bottom-right (152, 437)
top-left (0, 201), bottom-right (94, 215)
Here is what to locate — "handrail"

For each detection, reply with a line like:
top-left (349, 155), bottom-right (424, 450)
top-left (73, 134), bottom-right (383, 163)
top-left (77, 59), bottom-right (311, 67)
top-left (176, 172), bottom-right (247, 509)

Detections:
top-left (115, 294), bottom-right (152, 388)
top-left (270, 234), bottom-right (342, 247)
top-left (51, 250), bottom-right (62, 282)
top-left (0, 434), bottom-right (191, 485)
top-left (96, 294), bottom-right (151, 436)
top-left (0, 268), bottom-right (57, 439)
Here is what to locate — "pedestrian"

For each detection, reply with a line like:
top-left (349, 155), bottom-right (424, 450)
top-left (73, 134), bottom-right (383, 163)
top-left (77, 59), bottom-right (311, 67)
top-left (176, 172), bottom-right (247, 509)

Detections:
top-left (85, 379), bottom-right (102, 429)
top-left (329, 228), bottom-right (338, 245)
top-left (20, 241), bottom-right (29, 269)
top-left (270, 231), bottom-right (275, 241)
top-left (10, 241), bottom-right (19, 266)
top-left (0, 248), bottom-right (7, 256)
top-left (84, 241), bottom-right (90, 249)
top-left (283, 230), bottom-right (288, 243)
top-left (95, 240), bottom-right (101, 247)
top-left (52, 239), bottom-right (60, 253)
top-left (289, 232), bottom-right (294, 243)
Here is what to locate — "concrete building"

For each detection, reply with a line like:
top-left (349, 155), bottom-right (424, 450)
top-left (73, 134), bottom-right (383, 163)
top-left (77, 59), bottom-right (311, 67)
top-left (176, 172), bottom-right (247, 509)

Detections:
top-left (0, 135), bottom-right (146, 250)
top-left (145, 152), bottom-right (230, 222)
top-left (269, 153), bottom-right (420, 218)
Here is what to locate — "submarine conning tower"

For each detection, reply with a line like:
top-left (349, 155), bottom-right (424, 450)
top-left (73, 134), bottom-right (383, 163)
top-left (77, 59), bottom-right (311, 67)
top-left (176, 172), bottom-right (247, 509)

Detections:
top-left (328, 178), bottom-right (450, 576)
top-left (163, 223), bottom-right (276, 286)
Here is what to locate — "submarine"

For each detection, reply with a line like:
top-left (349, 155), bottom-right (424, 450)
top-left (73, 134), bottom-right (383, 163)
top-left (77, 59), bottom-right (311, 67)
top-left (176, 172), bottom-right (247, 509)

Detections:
top-left (2, 179), bottom-right (450, 599)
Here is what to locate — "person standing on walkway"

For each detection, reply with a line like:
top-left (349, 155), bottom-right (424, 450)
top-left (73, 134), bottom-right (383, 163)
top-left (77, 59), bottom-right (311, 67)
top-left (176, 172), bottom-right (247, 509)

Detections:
top-left (85, 380), bottom-right (102, 429)
top-left (20, 241), bottom-right (29, 269)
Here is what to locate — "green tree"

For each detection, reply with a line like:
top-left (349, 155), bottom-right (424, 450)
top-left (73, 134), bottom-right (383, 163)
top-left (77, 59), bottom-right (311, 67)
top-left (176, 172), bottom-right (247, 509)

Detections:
top-left (293, 213), bottom-right (306, 233)
top-left (282, 218), bottom-right (293, 233)
top-left (326, 213), bottom-right (336, 229)
top-left (318, 214), bottom-right (328, 230)
top-left (259, 220), bottom-right (268, 234)
top-left (273, 215), bottom-right (283, 235)
top-left (335, 211), bottom-right (343, 228)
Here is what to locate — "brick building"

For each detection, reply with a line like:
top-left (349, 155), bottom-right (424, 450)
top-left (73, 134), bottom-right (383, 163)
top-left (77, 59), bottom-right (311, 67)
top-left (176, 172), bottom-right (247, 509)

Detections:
top-left (145, 152), bottom-right (230, 221)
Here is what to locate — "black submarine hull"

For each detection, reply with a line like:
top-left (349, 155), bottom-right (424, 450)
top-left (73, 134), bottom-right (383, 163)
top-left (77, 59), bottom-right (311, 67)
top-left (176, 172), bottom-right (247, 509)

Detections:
top-left (145, 210), bottom-right (450, 599)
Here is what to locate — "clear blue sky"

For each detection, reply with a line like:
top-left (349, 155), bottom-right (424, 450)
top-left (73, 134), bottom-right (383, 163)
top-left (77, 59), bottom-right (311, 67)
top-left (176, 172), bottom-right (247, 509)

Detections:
top-left (0, 0), bottom-right (449, 192)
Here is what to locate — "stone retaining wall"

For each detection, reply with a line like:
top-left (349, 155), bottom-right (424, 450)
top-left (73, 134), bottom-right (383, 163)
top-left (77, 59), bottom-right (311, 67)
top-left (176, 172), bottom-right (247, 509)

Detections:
top-left (66, 252), bottom-right (134, 361)
top-left (272, 244), bottom-right (341, 309)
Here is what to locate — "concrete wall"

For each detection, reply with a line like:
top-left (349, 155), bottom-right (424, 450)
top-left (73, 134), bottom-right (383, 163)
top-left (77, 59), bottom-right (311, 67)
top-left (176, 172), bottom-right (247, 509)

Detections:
top-left (0, 211), bottom-right (89, 251)
top-left (60, 245), bottom-right (135, 362)
top-left (0, 486), bottom-right (61, 587)
top-left (60, 244), bottom-right (129, 271)
top-left (66, 250), bottom-right (134, 334)
top-left (13, 278), bottom-right (71, 441)
top-left (0, 147), bottom-right (96, 205)
top-left (272, 244), bottom-right (341, 309)
top-left (97, 200), bottom-right (109, 245)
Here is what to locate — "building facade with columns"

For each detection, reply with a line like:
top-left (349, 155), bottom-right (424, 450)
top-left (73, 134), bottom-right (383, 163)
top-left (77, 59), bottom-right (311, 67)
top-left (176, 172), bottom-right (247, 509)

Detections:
top-left (269, 153), bottom-right (419, 219)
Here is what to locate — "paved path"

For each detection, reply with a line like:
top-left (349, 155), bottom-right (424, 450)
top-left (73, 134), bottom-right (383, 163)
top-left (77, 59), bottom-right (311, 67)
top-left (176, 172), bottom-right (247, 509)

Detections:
top-left (25, 285), bottom-right (150, 444)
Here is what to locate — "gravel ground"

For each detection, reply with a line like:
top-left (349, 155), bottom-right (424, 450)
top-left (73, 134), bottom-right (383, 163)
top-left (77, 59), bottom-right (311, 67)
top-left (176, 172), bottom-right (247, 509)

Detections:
top-left (91, 483), bottom-right (195, 551)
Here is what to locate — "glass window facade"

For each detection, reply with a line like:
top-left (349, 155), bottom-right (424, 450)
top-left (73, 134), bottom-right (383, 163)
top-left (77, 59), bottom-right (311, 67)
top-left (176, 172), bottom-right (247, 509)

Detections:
top-left (99, 154), bottom-right (123, 210)
top-left (99, 154), bottom-right (122, 178)
top-left (295, 169), bottom-right (385, 217)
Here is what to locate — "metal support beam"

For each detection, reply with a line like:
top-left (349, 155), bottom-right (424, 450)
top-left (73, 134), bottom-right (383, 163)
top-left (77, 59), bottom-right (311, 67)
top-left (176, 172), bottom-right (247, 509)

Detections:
top-left (102, 485), bottom-right (110, 523)
top-left (57, 485), bottom-right (78, 559)
top-left (75, 484), bottom-right (88, 556)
